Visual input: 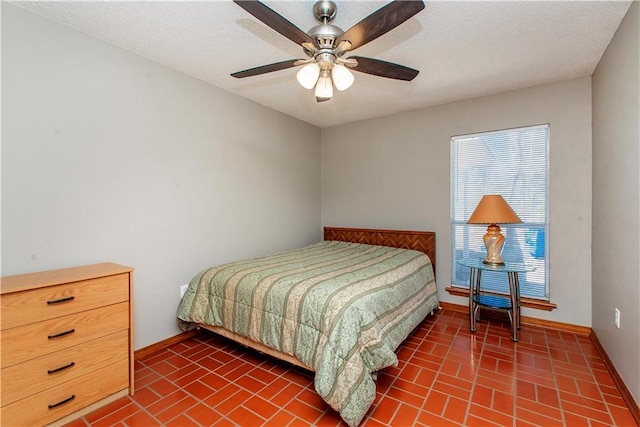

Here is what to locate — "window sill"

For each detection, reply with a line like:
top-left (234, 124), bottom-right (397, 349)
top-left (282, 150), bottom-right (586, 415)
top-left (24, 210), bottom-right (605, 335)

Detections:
top-left (444, 286), bottom-right (557, 311)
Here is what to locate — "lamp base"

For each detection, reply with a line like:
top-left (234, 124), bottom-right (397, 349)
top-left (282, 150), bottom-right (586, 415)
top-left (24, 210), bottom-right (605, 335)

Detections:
top-left (482, 224), bottom-right (506, 265)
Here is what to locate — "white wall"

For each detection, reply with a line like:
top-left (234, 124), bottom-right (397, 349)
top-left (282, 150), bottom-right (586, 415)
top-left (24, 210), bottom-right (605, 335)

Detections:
top-left (1, 4), bottom-right (321, 349)
top-left (592, 1), bottom-right (640, 406)
top-left (322, 78), bottom-right (593, 327)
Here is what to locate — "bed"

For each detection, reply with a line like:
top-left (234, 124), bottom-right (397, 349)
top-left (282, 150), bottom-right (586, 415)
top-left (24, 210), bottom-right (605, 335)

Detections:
top-left (177, 227), bottom-right (438, 426)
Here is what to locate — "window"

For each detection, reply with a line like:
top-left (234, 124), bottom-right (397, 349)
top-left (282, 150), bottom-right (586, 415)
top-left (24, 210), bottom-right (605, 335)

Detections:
top-left (451, 124), bottom-right (549, 300)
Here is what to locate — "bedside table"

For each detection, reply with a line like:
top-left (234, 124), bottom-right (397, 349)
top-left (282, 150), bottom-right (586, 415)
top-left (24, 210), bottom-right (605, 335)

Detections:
top-left (457, 259), bottom-right (535, 342)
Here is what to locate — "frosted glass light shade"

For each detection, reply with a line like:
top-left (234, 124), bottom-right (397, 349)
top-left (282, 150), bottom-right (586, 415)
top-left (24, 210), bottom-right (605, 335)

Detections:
top-left (315, 75), bottom-right (333, 99)
top-left (296, 63), bottom-right (320, 89)
top-left (332, 64), bottom-right (354, 91)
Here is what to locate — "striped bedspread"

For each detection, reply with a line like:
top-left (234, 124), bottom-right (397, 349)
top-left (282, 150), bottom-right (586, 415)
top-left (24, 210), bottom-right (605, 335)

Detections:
top-left (177, 241), bottom-right (438, 426)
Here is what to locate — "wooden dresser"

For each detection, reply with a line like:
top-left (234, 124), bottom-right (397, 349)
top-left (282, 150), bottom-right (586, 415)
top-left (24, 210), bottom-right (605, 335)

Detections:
top-left (0, 263), bottom-right (134, 426)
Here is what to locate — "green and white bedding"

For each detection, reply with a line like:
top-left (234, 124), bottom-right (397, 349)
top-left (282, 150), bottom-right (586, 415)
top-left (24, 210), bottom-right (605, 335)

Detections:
top-left (177, 240), bottom-right (438, 426)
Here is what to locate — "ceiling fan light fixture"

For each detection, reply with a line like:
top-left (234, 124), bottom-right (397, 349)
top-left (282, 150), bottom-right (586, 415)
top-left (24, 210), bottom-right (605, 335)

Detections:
top-left (332, 64), bottom-right (354, 91)
top-left (314, 71), bottom-right (333, 99)
top-left (296, 62), bottom-right (320, 89)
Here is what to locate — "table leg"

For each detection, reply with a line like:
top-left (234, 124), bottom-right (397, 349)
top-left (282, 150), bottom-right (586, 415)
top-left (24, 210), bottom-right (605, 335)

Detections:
top-left (507, 272), bottom-right (519, 342)
top-left (514, 272), bottom-right (521, 329)
top-left (469, 267), bottom-right (477, 333)
top-left (475, 269), bottom-right (482, 323)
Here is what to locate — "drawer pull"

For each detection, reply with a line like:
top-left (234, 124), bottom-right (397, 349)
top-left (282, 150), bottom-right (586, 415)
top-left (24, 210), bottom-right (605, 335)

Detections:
top-left (48, 394), bottom-right (76, 410)
top-left (48, 361), bottom-right (76, 375)
top-left (47, 296), bottom-right (75, 305)
top-left (47, 329), bottom-right (75, 339)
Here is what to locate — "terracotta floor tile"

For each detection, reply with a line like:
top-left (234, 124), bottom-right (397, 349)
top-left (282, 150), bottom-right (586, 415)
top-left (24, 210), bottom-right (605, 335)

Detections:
top-left (63, 417), bottom-right (88, 427)
top-left (215, 389), bottom-right (252, 415)
top-left (431, 380), bottom-right (472, 401)
top-left (601, 391), bottom-right (627, 408)
top-left (270, 381), bottom-right (304, 406)
top-left (203, 383), bottom-right (241, 407)
top-left (423, 389), bottom-right (448, 416)
top-left (131, 386), bottom-right (161, 407)
top-left (516, 397), bottom-right (563, 421)
top-left (609, 403), bottom-right (638, 426)
top-left (183, 380), bottom-right (215, 401)
top-left (124, 410), bottom-right (161, 426)
top-left (297, 388), bottom-right (329, 410)
top-left (83, 396), bottom-right (133, 424)
top-left (165, 414), bottom-right (199, 427)
top-left (443, 396), bottom-right (468, 424)
top-left (470, 384), bottom-right (494, 408)
top-left (185, 403), bottom-right (222, 426)
top-left (389, 402), bottom-right (419, 426)
top-left (416, 410), bottom-right (462, 427)
top-left (243, 395), bottom-right (280, 420)
top-left (247, 366), bottom-right (278, 384)
top-left (91, 403), bottom-right (140, 427)
top-left (155, 395), bottom-right (199, 425)
top-left (399, 361), bottom-right (422, 382)
top-left (561, 400), bottom-right (615, 424)
top-left (63, 310), bottom-right (636, 427)
top-left (133, 370), bottom-right (161, 389)
top-left (535, 384), bottom-right (560, 408)
top-left (148, 378), bottom-right (180, 397)
top-left (315, 409), bottom-right (345, 427)
top-left (387, 384), bottom-right (427, 408)
top-left (369, 395), bottom-right (400, 424)
top-left (227, 405), bottom-right (266, 425)
top-left (491, 389), bottom-right (515, 416)
top-left (284, 398), bottom-right (324, 424)
top-left (563, 411), bottom-right (592, 427)
top-left (165, 353), bottom-right (192, 369)
top-left (515, 406), bottom-right (565, 427)
top-left (468, 403), bottom-right (513, 426)
top-left (266, 410), bottom-right (296, 426)
top-left (148, 360), bottom-right (179, 377)
top-left (235, 374), bottom-right (267, 393)
top-left (147, 390), bottom-right (188, 415)
top-left (516, 379), bottom-right (537, 401)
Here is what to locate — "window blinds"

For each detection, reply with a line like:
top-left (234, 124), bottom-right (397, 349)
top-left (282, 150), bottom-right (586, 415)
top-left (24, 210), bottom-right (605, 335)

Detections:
top-left (451, 124), bottom-right (550, 300)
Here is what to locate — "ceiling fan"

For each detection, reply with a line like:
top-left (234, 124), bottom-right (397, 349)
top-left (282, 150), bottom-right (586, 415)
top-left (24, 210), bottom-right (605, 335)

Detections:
top-left (231, 0), bottom-right (425, 102)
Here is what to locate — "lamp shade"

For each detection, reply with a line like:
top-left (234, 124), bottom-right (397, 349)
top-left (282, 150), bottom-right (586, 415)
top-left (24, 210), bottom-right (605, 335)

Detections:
top-left (296, 63), bottom-right (320, 90)
top-left (332, 64), bottom-right (354, 91)
top-left (314, 73), bottom-right (333, 99)
top-left (467, 195), bottom-right (521, 225)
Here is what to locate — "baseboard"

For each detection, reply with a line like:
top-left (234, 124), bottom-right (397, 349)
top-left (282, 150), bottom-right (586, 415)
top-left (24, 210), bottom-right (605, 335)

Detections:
top-left (438, 301), bottom-right (591, 335)
top-left (134, 329), bottom-right (201, 361)
top-left (590, 331), bottom-right (640, 426)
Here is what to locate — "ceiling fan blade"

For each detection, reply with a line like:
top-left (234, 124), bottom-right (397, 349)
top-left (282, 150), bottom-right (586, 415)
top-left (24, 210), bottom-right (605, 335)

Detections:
top-left (348, 56), bottom-right (419, 81)
top-left (233, 0), bottom-right (315, 47)
top-left (231, 59), bottom-right (301, 78)
top-left (336, 0), bottom-right (425, 51)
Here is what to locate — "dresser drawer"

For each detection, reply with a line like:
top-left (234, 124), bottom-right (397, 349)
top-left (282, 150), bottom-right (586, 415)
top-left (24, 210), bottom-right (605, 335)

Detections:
top-left (1, 330), bottom-right (129, 406)
top-left (1, 357), bottom-right (129, 427)
top-left (1, 273), bottom-right (129, 330)
top-left (1, 302), bottom-right (129, 368)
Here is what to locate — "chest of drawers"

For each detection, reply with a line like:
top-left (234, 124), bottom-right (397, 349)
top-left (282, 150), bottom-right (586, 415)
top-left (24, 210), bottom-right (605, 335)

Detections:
top-left (1, 263), bottom-right (134, 426)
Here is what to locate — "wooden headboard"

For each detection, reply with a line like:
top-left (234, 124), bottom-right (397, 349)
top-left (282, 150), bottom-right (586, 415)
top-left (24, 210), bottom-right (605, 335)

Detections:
top-left (323, 227), bottom-right (436, 275)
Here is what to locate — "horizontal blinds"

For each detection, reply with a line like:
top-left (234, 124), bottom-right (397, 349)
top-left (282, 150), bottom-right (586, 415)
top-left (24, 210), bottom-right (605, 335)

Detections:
top-left (451, 124), bottom-right (549, 300)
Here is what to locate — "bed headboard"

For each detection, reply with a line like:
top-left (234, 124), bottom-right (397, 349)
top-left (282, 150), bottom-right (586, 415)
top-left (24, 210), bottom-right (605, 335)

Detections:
top-left (323, 227), bottom-right (436, 275)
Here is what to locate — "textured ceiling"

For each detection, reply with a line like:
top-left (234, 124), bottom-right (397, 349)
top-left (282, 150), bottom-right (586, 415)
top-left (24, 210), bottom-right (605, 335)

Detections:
top-left (11, 0), bottom-right (632, 128)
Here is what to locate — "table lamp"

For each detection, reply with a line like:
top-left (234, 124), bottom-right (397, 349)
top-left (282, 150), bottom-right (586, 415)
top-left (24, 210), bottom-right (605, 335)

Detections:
top-left (467, 195), bottom-right (522, 265)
